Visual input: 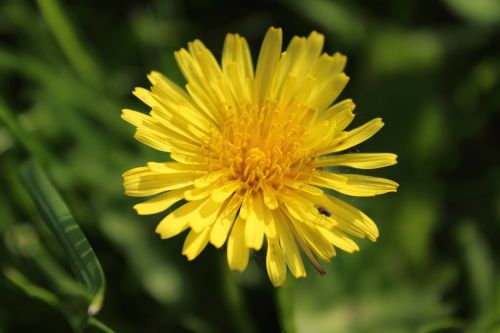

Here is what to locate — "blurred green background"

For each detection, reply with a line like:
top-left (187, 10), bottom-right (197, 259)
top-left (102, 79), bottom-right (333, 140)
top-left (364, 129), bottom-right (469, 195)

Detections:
top-left (1, 0), bottom-right (499, 332)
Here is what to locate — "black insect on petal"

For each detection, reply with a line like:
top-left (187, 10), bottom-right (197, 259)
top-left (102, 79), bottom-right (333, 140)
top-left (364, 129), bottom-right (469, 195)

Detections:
top-left (317, 206), bottom-right (331, 217)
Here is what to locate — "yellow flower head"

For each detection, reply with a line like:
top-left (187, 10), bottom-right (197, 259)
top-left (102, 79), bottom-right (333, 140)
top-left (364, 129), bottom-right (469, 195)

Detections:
top-left (123, 27), bottom-right (398, 287)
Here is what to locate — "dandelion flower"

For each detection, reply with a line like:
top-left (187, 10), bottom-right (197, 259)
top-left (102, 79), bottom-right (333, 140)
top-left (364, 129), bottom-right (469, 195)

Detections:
top-left (122, 27), bottom-right (398, 287)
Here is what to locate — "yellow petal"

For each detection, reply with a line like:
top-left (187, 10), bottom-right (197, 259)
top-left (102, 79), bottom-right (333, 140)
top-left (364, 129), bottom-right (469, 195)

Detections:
top-left (189, 198), bottom-right (226, 232)
top-left (188, 40), bottom-right (223, 83)
top-left (132, 87), bottom-right (160, 108)
top-left (276, 32), bottom-right (324, 98)
top-left (270, 31), bottom-right (324, 105)
top-left (148, 85), bottom-right (212, 130)
top-left (327, 195), bottom-right (379, 241)
top-left (274, 211), bottom-right (306, 278)
top-left (262, 182), bottom-right (279, 210)
top-left (155, 200), bottom-right (206, 238)
top-left (175, 47), bottom-right (229, 117)
top-left (280, 188), bottom-right (332, 227)
top-left (147, 162), bottom-right (207, 174)
top-left (273, 53), bottom-right (294, 103)
top-left (302, 119), bottom-right (334, 148)
top-left (170, 150), bottom-right (209, 165)
top-left (148, 70), bottom-right (217, 127)
top-left (210, 195), bottom-right (242, 248)
top-left (293, 231), bottom-right (326, 276)
top-left (148, 70), bottom-right (190, 100)
top-left (121, 109), bottom-right (149, 127)
top-left (123, 107), bottom-right (206, 154)
top-left (194, 169), bottom-right (231, 188)
top-left (307, 53), bottom-right (346, 91)
top-left (123, 167), bottom-right (198, 197)
top-left (184, 179), bottom-right (223, 201)
top-left (225, 33), bottom-right (253, 79)
top-left (283, 179), bottom-right (323, 196)
top-left (179, 40), bottom-right (239, 111)
top-left (330, 174), bottom-right (399, 197)
top-left (222, 34), bottom-right (254, 101)
top-left (321, 118), bottom-right (385, 154)
top-left (133, 187), bottom-right (188, 215)
top-left (134, 130), bottom-right (172, 152)
top-left (122, 109), bottom-right (175, 152)
top-left (318, 227), bottom-right (360, 253)
top-left (150, 106), bottom-right (210, 141)
top-left (305, 31), bottom-right (325, 66)
top-left (286, 210), bottom-right (335, 261)
top-left (312, 170), bottom-right (398, 197)
top-left (262, 200), bottom-right (277, 239)
top-left (239, 191), bottom-right (250, 219)
top-left (280, 192), bottom-right (311, 222)
top-left (174, 48), bottom-right (205, 90)
top-left (298, 191), bottom-right (379, 241)
top-left (315, 52), bottom-right (346, 77)
top-left (272, 36), bottom-right (306, 101)
top-left (149, 109), bottom-right (208, 145)
top-left (227, 215), bottom-right (249, 271)
top-left (295, 75), bottom-right (318, 105)
top-left (318, 98), bottom-right (356, 132)
top-left (211, 180), bottom-right (241, 202)
top-left (224, 62), bottom-right (247, 102)
top-left (185, 82), bottom-right (224, 124)
top-left (266, 237), bottom-right (287, 287)
top-left (315, 153), bottom-right (398, 169)
top-left (254, 27), bottom-right (282, 101)
top-left (123, 166), bottom-right (149, 177)
top-left (306, 73), bottom-right (349, 112)
top-left (182, 227), bottom-right (210, 260)
top-left (244, 193), bottom-right (265, 250)
top-left (310, 171), bottom-right (347, 193)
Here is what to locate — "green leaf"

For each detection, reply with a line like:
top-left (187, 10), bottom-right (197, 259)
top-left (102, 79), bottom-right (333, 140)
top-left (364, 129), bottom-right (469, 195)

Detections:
top-left (20, 159), bottom-right (106, 315)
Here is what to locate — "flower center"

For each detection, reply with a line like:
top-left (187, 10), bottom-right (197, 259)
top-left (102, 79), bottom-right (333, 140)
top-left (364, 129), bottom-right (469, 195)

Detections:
top-left (204, 101), bottom-right (315, 192)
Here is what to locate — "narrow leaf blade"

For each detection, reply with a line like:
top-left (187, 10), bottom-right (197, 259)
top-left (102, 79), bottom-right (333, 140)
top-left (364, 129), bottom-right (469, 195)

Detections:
top-left (20, 159), bottom-right (106, 315)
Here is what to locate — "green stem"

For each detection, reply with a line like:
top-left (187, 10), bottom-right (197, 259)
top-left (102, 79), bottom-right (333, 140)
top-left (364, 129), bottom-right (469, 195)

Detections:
top-left (35, 0), bottom-right (101, 85)
top-left (221, 257), bottom-right (257, 333)
top-left (276, 281), bottom-right (297, 333)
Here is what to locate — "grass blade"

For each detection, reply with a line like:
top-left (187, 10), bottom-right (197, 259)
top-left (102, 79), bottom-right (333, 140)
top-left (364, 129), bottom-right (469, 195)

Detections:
top-left (20, 159), bottom-right (106, 315)
top-left (35, 0), bottom-right (101, 85)
top-left (4, 266), bottom-right (60, 307)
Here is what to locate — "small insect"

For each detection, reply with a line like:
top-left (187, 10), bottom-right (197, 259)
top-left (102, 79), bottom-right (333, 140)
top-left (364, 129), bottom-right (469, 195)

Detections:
top-left (316, 205), bottom-right (331, 217)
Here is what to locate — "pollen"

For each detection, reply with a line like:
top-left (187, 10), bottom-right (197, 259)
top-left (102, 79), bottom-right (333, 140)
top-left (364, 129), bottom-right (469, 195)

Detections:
top-left (205, 101), bottom-right (315, 194)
